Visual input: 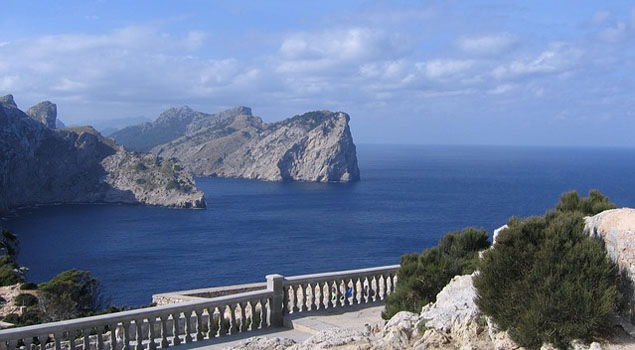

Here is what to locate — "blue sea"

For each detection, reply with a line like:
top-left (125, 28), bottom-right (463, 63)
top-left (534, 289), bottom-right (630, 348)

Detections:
top-left (3, 144), bottom-right (635, 306)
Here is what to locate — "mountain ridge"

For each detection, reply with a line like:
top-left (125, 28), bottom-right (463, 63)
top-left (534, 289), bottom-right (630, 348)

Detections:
top-left (111, 106), bottom-right (360, 182)
top-left (0, 95), bottom-right (206, 213)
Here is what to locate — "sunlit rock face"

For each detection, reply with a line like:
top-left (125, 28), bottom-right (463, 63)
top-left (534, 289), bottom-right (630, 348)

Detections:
top-left (112, 107), bottom-right (360, 182)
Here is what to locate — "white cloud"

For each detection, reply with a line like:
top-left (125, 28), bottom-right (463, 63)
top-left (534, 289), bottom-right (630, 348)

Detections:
top-left (488, 84), bottom-right (515, 95)
top-left (457, 33), bottom-right (516, 55)
top-left (278, 27), bottom-right (408, 67)
top-left (492, 43), bottom-right (582, 80)
top-left (417, 59), bottom-right (473, 79)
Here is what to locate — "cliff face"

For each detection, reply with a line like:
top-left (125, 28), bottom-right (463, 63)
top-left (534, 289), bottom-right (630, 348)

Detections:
top-left (112, 107), bottom-right (360, 182)
top-left (0, 95), bottom-right (205, 212)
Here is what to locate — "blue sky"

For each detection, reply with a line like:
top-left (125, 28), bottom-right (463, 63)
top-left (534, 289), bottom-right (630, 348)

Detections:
top-left (1, 1), bottom-right (635, 146)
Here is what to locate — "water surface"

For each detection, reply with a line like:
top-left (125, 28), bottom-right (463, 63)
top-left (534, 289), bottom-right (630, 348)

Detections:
top-left (5, 144), bottom-right (635, 306)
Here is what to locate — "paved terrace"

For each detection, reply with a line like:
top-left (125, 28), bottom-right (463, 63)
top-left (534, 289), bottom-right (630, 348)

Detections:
top-left (0, 265), bottom-right (399, 350)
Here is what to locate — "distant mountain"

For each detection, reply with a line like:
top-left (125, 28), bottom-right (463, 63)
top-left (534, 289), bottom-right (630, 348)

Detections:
top-left (0, 95), bottom-right (205, 213)
top-left (87, 116), bottom-right (152, 137)
top-left (112, 106), bottom-right (360, 182)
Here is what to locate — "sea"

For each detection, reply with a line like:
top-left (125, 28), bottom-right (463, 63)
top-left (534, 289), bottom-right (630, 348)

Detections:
top-left (3, 144), bottom-right (635, 306)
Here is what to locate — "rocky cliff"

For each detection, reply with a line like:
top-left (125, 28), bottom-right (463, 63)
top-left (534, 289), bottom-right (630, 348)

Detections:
top-left (0, 95), bottom-right (205, 213)
top-left (111, 107), bottom-right (360, 182)
top-left (585, 208), bottom-right (635, 323)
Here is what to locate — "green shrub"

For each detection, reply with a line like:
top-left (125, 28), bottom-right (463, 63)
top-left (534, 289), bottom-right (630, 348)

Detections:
top-left (555, 189), bottom-right (615, 216)
top-left (474, 191), bottom-right (618, 349)
top-left (3, 309), bottom-right (43, 327)
top-left (382, 227), bottom-right (490, 319)
top-left (14, 293), bottom-right (38, 307)
top-left (20, 282), bottom-right (38, 290)
top-left (38, 269), bottom-right (104, 321)
top-left (0, 266), bottom-right (24, 286)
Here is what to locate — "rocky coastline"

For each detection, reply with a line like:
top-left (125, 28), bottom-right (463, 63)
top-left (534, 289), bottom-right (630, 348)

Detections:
top-left (0, 95), bottom-right (206, 214)
top-left (112, 107), bottom-right (360, 182)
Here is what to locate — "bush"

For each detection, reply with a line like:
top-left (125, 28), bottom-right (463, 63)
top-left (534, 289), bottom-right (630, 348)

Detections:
top-left (382, 227), bottom-right (490, 319)
top-left (14, 293), bottom-right (38, 307)
top-left (3, 309), bottom-right (43, 327)
top-left (474, 191), bottom-right (618, 349)
top-left (0, 266), bottom-right (24, 286)
top-left (556, 189), bottom-right (616, 216)
top-left (38, 269), bottom-right (104, 321)
top-left (20, 282), bottom-right (38, 290)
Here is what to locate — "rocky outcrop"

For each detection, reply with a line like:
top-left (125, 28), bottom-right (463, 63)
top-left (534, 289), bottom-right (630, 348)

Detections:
top-left (585, 208), bottom-right (635, 322)
top-left (111, 106), bottom-right (360, 182)
top-left (26, 101), bottom-right (58, 129)
top-left (0, 95), bottom-right (205, 212)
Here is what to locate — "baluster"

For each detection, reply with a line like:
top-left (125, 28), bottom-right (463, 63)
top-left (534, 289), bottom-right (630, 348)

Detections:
top-left (346, 279), bottom-right (353, 306)
top-left (371, 276), bottom-right (378, 302)
top-left (355, 278), bottom-right (362, 304)
top-left (108, 324), bottom-right (118, 350)
top-left (282, 285), bottom-right (289, 314)
top-left (313, 283), bottom-right (321, 310)
top-left (37, 336), bottom-right (47, 350)
top-left (337, 280), bottom-right (346, 307)
top-left (217, 307), bottom-right (226, 337)
top-left (297, 284), bottom-right (305, 312)
top-left (53, 333), bottom-right (62, 350)
top-left (24, 338), bottom-right (33, 350)
top-left (158, 316), bottom-right (169, 348)
top-left (230, 304), bottom-right (238, 335)
top-left (134, 320), bottom-right (144, 350)
top-left (292, 285), bottom-right (300, 313)
top-left (323, 282), bottom-right (329, 309)
top-left (147, 318), bottom-right (157, 350)
top-left (96, 327), bottom-right (104, 350)
top-left (7, 340), bottom-right (17, 350)
top-left (122, 321), bottom-right (131, 350)
top-left (330, 280), bottom-right (338, 308)
top-left (83, 328), bottom-right (91, 350)
top-left (377, 275), bottom-right (384, 300)
top-left (388, 274), bottom-right (394, 295)
top-left (69, 330), bottom-right (77, 350)
top-left (238, 302), bottom-right (247, 332)
top-left (205, 308), bottom-right (215, 339)
top-left (194, 309), bottom-right (204, 341)
top-left (183, 310), bottom-right (193, 344)
top-left (308, 283), bottom-right (316, 311)
top-left (171, 313), bottom-right (181, 346)
top-left (260, 299), bottom-right (268, 328)
top-left (245, 301), bottom-right (253, 331)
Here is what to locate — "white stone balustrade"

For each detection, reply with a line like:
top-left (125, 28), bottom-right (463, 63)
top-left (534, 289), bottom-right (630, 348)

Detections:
top-left (0, 265), bottom-right (399, 350)
top-left (280, 265), bottom-right (399, 315)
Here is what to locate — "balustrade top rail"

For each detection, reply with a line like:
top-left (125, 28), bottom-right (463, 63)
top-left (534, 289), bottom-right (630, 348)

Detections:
top-left (0, 264), bottom-right (399, 350)
top-left (283, 265), bottom-right (400, 284)
top-left (0, 289), bottom-right (273, 340)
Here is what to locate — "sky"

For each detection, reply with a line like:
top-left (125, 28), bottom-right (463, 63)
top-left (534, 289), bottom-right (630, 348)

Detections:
top-left (1, 0), bottom-right (635, 146)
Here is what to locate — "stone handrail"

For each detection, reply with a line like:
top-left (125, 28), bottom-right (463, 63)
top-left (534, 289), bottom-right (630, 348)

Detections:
top-left (0, 289), bottom-right (273, 350)
top-left (278, 264), bottom-right (400, 314)
top-left (0, 264), bottom-right (399, 350)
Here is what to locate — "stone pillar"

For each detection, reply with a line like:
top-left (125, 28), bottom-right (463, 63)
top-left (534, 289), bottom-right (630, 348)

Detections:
top-left (266, 274), bottom-right (284, 327)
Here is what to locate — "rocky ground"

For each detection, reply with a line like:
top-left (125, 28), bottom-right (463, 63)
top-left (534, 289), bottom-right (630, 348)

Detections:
top-left (221, 274), bottom-right (634, 350)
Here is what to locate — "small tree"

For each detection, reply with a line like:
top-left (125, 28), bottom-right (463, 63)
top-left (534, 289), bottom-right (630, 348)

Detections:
top-left (474, 191), bottom-right (618, 349)
top-left (38, 269), bottom-right (105, 321)
top-left (382, 227), bottom-right (490, 319)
